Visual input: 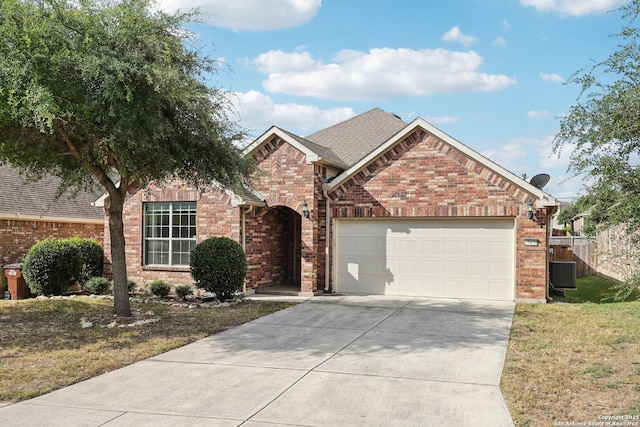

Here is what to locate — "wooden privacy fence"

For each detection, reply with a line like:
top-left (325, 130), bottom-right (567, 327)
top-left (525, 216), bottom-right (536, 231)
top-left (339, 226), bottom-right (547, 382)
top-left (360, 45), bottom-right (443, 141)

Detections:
top-left (549, 236), bottom-right (596, 278)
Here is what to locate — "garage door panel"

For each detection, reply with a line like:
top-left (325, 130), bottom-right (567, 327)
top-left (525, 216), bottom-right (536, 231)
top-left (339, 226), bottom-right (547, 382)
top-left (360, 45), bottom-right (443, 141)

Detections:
top-left (339, 239), bottom-right (360, 255)
top-left (421, 240), bottom-right (443, 256)
top-left (360, 239), bottom-right (386, 256)
top-left (467, 240), bottom-right (490, 254)
top-left (335, 219), bottom-right (514, 301)
top-left (421, 259), bottom-right (443, 275)
top-left (488, 260), bottom-right (512, 277)
top-left (399, 239), bottom-right (420, 254)
top-left (466, 260), bottom-right (489, 276)
top-left (443, 240), bottom-right (467, 257)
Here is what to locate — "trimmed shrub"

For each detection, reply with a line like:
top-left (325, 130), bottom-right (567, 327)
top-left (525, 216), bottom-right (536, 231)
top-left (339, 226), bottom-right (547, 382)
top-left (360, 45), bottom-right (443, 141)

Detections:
top-left (69, 238), bottom-right (104, 286)
top-left (109, 279), bottom-right (137, 295)
top-left (190, 237), bottom-right (247, 301)
top-left (22, 237), bottom-right (103, 296)
top-left (23, 239), bottom-right (80, 296)
top-left (174, 284), bottom-right (193, 300)
top-left (149, 279), bottom-right (171, 298)
top-left (84, 277), bottom-right (110, 295)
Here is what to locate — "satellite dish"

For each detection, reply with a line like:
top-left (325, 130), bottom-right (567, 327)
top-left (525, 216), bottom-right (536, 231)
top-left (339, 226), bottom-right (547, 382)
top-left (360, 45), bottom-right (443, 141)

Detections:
top-left (529, 173), bottom-right (550, 190)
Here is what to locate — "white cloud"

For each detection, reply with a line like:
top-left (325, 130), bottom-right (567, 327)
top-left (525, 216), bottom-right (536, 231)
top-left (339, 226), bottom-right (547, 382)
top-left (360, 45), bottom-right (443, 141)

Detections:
top-left (441, 26), bottom-right (477, 47)
top-left (519, 0), bottom-right (623, 16)
top-left (528, 110), bottom-right (550, 120)
top-left (157, 0), bottom-right (321, 31)
top-left (493, 36), bottom-right (507, 47)
top-left (502, 19), bottom-right (510, 31)
top-left (229, 90), bottom-right (356, 136)
top-left (254, 50), bottom-right (316, 73)
top-left (539, 72), bottom-right (564, 83)
top-left (255, 48), bottom-right (516, 101)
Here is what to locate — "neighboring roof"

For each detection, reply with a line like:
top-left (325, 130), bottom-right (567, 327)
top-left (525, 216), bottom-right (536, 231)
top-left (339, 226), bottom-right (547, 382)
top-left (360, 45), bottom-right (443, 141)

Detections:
top-left (0, 165), bottom-right (104, 223)
top-left (306, 108), bottom-right (408, 166)
top-left (572, 207), bottom-right (592, 221)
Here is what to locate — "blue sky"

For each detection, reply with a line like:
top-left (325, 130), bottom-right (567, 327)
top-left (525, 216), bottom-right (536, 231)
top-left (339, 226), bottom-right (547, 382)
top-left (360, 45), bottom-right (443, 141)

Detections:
top-left (159, 0), bottom-right (628, 201)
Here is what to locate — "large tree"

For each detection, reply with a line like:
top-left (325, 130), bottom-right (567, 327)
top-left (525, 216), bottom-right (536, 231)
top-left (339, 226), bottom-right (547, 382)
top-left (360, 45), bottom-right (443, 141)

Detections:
top-left (0, 0), bottom-right (253, 316)
top-left (553, 0), bottom-right (640, 298)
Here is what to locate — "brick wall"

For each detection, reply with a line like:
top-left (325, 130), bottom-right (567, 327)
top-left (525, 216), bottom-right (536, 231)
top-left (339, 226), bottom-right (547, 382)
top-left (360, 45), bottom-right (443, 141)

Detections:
top-left (244, 206), bottom-right (294, 290)
top-left (328, 129), bottom-right (549, 301)
top-left (1, 218), bottom-right (103, 293)
top-left (250, 136), bottom-right (322, 294)
top-left (1, 219), bottom-right (103, 265)
top-left (106, 180), bottom-right (240, 288)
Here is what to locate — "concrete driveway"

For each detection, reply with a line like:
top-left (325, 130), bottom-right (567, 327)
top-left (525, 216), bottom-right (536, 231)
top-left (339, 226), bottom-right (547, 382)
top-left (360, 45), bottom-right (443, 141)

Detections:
top-left (0, 295), bottom-right (515, 426)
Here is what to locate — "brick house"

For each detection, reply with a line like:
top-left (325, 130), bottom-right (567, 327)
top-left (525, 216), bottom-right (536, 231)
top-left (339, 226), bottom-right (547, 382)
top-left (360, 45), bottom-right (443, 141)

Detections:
top-left (107, 108), bottom-right (557, 302)
top-left (0, 165), bottom-right (104, 291)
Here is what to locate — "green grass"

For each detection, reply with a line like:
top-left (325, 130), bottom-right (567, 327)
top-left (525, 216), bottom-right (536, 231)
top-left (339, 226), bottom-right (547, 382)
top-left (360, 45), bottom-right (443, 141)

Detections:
top-left (0, 297), bottom-right (295, 402)
top-left (555, 274), bottom-right (640, 304)
top-left (502, 275), bottom-right (640, 425)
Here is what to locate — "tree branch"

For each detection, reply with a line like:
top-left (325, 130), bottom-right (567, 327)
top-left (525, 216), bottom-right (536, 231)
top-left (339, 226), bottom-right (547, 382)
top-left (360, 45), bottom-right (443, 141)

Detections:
top-left (54, 119), bottom-right (118, 196)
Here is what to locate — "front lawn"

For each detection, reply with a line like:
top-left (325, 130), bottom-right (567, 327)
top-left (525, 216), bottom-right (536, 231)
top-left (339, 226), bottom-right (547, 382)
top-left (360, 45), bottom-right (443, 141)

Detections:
top-left (501, 275), bottom-right (640, 426)
top-left (0, 297), bottom-right (294, 402)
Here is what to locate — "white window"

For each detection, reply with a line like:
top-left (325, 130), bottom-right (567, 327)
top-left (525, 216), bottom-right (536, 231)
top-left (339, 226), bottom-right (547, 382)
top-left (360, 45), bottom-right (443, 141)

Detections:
top-left (143, 202), bottom-right (196, 266)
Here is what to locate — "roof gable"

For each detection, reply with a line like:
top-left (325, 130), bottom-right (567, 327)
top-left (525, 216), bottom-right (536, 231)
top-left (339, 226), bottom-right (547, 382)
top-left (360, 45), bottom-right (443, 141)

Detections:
top-left (325, 118), bottom-right (557, 206)
top-left (244, 126), bottom-right (348, 169)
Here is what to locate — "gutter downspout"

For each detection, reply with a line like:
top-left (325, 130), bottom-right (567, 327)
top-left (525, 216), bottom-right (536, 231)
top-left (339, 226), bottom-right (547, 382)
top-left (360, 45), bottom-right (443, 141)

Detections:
top-left (242, 205), bottom-right (253, 295)
top-left (322, 187), bottom-right (331, 293)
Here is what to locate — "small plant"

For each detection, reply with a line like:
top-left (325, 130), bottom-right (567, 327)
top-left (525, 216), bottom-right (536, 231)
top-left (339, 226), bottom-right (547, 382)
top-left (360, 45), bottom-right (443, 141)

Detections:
top-left (148, 279), bottom-right (171, 298)
top-left (109, 279), bottom-right (137, 295)
top-left (174, 284), bottom-right (193, 300)
top-left (190, 237), bottom-right (247, 301)
top-left (83, 277), bottom-right (110, 295)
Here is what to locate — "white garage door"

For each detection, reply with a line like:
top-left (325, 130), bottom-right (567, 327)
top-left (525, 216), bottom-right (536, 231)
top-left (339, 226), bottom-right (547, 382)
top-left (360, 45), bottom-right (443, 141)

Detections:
top-left (334, 219), bottom-right (514, 301)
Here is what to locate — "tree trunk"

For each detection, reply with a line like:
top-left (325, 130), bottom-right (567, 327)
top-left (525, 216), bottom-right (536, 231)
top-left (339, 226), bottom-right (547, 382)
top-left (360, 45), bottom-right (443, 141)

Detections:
top-left (108, 192), bottom-right (131, 317)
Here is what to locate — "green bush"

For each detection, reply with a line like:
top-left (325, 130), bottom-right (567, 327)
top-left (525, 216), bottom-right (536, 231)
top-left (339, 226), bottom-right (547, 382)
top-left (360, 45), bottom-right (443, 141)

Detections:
top-left (110, 279), bottom-right (137, 295)
top-left (174, 284), bottom-right (193, 300)
top-left (190, 237), bottom-right (247, 301)
top-left (23, 239), bottom-right (80, 296)
top-left (148, 279), bottom-right (171, 298)
top-left (83, 277), bottom-right (110, 295)
top-left (69, 238), bottom-right (103, 286)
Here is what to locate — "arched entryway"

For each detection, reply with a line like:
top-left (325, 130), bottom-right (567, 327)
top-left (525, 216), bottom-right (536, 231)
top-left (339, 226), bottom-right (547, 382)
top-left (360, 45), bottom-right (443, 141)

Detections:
top-left (245, 205), bottom-right (302, 294)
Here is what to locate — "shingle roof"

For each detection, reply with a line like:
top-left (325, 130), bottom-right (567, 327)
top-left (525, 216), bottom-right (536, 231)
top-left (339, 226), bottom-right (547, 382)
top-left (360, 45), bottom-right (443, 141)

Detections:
top-left (277, 128), bottom-right (348, 168)
top-left (305, 108), bottom-right (408, 166)
top-left (238, 183), bottom-right (266, 206)
top-left (0, 165), bottom-right (104, 220)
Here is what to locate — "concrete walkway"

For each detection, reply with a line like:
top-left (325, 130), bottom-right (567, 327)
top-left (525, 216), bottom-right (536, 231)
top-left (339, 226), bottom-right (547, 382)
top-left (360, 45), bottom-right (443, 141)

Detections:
top-left (0, 295), bottom-right (515, 426)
